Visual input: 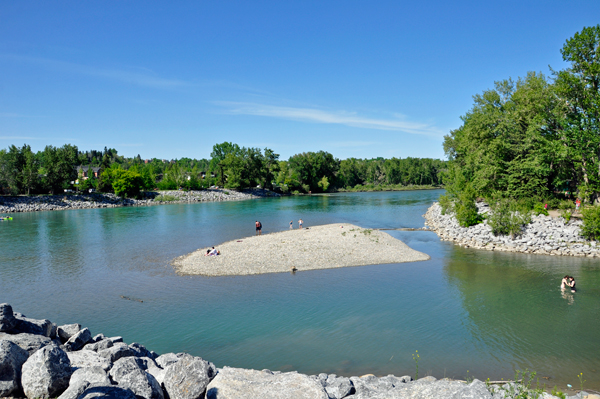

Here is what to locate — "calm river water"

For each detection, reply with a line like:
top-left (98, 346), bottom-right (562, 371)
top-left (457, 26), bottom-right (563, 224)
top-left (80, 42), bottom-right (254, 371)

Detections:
top-left (1, 190), bottom-right (599, 389)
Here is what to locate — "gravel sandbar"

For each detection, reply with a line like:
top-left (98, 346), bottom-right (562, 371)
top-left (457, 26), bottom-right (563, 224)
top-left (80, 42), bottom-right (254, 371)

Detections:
top-left (173, 223), bottom-right (430, 276)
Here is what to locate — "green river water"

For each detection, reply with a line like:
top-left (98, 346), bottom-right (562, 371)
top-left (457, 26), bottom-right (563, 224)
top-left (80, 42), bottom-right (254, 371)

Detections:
top-left (0, 190), bottom-right (599, 390)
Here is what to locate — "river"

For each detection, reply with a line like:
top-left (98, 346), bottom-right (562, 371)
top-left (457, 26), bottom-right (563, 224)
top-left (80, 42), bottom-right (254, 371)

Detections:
top-left (1, 189), bottom-right (598, 390)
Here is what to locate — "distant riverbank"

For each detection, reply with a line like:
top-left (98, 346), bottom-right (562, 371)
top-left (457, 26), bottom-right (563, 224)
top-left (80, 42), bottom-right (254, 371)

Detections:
top-left (0, 189), bottom-right (278, 214)
top-left (336, 184), bottom-right (442, 193)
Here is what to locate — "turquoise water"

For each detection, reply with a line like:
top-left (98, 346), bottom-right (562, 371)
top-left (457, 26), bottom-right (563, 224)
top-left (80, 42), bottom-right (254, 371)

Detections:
top-left (1, 190), bottom-right (599, 389)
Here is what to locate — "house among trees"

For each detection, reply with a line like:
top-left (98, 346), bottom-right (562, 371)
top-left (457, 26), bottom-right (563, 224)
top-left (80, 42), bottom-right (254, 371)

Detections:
top-left (76, 166), bottom-right (101, 180)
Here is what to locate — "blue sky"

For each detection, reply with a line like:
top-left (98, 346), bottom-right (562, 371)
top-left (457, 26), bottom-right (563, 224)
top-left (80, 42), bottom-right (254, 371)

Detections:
top-left (1, 1), bottom-right (599, 161)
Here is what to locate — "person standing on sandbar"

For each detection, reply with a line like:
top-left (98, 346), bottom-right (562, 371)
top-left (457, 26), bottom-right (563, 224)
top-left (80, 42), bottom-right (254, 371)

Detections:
top-left (255, 220), bottom-right (262, 235)
top-left (298, 219), bottom-right (303, 229)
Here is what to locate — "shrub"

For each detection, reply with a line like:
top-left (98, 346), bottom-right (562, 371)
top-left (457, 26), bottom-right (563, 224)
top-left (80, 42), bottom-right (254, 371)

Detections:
top-left (438, 194), bottom-right (453, 215)
top-left (581, 205), bottom-right (600, 240)
top-left (454, 185), bottom-right (482, 227)
top-left (154, 194), bottom-right (178, 202)
top-left (558, 200), bottom-right (575, 224)
top-left (487, 198), bottom-right (531, 238)
top-left (533, 203), bottom-right (549, 216)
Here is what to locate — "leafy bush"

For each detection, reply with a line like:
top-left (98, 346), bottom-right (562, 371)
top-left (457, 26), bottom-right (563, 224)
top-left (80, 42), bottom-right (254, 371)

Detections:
top-left (581, 205), bottom-right (600, 240)
top-left (438, 194), bottom-right (453, 215)
top-left (454, 185), bottom-right (482, 227)
top-left (533, 203), bottom-right (549, 216)
top-left (558, 200), bottom-right (575, 224)
top-left (154, 194), bottom-right (178, 202)
top-left (487, 198), bottom-right (531, 238)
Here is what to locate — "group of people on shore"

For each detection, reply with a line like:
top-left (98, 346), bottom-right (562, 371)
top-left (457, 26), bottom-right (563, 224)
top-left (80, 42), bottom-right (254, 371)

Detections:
top-left (561, 275), bottom-right (577, 292)
top-left (204, 246), bottom-right (220, 256)
top-left (290, 219), bottom-right (303, 229)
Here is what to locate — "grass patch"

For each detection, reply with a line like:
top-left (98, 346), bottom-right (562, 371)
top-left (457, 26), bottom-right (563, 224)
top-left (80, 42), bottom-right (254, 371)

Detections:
top-left (154, 194), bottom-right (178, 202)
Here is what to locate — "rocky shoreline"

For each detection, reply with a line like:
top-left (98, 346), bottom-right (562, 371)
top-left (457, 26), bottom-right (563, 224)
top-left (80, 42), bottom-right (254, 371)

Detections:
top-left (424, 202), bottom-right (600, 257)
top-left (0, 189), bottom-right (278, 214)
top-left (1, 303), bottom-right (576, 399)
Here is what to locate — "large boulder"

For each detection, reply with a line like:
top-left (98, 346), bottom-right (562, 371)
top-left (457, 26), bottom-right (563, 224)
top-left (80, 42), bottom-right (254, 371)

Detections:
top-left (0, 340), bottom-right (29, 396)
top-left (128, 342), bottom-right (154, 359)
top-left (163, 354), bottom-right (216, 399)
top-left (97, 342), bottom-right (133, 362)
top-left (76, 385), bottom-right (138, 399)
top-left (21, 344), bottom-right (73, 399)
top-left (205, 367), bottom-right (328, 399)
top-left (67, 350), bottom-right (112, 371)
top-left (0, 332), bottom-right (52, 355)
top-left (0, 304), bottom-right (17, 332)
top-left (109, 357), bottom-right (164, 399)
top-left (13, 314), bottom-right (54, 337)
top-left (347, 377), bottom-right (492, 399)
top-left (130, 357), bottom-right (166, 386)
top-left (324, 375), bottom-right (354, 399)
top-left (84, 338), bottom-right (114, 352)
top-left (155, 352), bottom-right (184, 369)
top-left (57, 366), bottom-right (111, 399)
top-left (65, 328), bottom-right (92, 352)
top-left (57, 324), bottom-right (81, 343)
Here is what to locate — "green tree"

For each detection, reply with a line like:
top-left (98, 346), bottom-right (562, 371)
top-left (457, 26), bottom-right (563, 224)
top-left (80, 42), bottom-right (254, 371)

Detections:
top-left (21, 146), bottom-right (40, 195)
top-left (42, 144), bottom-right (79, 194)
top-left (288, 151), bottom-right (339, 192)
top-left (553, 25), bottom-right (600, 202)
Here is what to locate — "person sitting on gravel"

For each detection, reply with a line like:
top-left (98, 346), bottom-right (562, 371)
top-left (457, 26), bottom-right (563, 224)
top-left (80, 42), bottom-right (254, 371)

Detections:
top-left (205, 247), bottom-right (220, 256)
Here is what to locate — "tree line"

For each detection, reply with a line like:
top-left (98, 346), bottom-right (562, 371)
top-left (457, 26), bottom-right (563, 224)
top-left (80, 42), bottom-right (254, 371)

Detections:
top-left (0, 142), bottom-right (445, 197)
top-left (442, 25), bottom-right (600, 230)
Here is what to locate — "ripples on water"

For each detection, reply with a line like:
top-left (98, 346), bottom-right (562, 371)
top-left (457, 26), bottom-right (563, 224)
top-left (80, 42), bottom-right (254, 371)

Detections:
top-left (1, 190), bottom-right (599, 389)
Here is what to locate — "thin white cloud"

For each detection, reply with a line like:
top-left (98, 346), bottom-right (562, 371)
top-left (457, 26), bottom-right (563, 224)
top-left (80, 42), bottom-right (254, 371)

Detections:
top-left (1, 54), bottom-right (188, 89)
top-left (0, 136), bottom-right (37, 140)
top-left (216, 102), bottom-right (444, 137)
top-left (0, 113), bottom-right (40, 118)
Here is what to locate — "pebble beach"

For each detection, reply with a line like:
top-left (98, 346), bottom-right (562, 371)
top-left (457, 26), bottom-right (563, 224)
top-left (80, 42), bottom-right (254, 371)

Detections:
top-left (173, 223), bottom-right (430, 276)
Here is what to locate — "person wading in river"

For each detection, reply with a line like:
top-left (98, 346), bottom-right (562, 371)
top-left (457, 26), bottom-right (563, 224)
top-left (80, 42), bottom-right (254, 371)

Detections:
top-left (255, 220), bottom-right (262, 235)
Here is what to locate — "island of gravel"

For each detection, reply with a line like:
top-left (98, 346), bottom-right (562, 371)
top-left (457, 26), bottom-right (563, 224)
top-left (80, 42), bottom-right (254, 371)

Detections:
top-left (425, 201), bottom-right (600, 257)
top-left (1, 303), bottom-right (573, 399)
top-left (0, 189), bottom-right (277, 214)
top-left (173, 223), bottom-right (430, 276)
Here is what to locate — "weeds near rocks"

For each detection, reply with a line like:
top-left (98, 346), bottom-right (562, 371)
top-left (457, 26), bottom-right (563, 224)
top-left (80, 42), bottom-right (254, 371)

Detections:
top-left (488, 369), bottom-right (543, 399)
top-left (551, 385), bottom-right (566, 399)
top-left (154, 194), bottom-right (178, 202)
top-left (581, 206), bottom-right (600, 240)
top-left (439, 194), bottom-right (453, 215)
top-left (578, 372), bottom-right (585, 392)
top-left (412, 350), bottom-right (419, 380)
top-left (362, 229), bottom-right (372, 236)
top-left (559, 200), bottom-right (575, 224)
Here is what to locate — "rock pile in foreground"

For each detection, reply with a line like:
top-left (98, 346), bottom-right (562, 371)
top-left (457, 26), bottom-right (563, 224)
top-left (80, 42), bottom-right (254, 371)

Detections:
top-left (1, 303), bottom-right (570, 399)
top-left (0, 189), bottom-right (274, 214)
top-left (425, 202), bottom-right (600, 257)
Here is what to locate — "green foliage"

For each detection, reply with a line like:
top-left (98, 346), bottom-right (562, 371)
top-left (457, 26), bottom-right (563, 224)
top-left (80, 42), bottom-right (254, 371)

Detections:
top-left (532, 203), bottom-right (549, 216)
top-left (551, 386), bottom-right (566, 399)
top-left (412, 351), bottom-right (419, 380)
top-left (154, 194), bottom-right (178, 202)
top-left (487, 198), bottom-right (532, 238)
top-left (581, 205), bottom-right (600, 240)
top-left (438, 194), bottom-right (453, 215)
top-left (317, 176), bottom-right (330, 192)
top-left (577, 372), bottom-right (585, 392)
top-left (558, 200), bottom-right (575, 223)
top-left (488, 370), bottom-right (543, 399)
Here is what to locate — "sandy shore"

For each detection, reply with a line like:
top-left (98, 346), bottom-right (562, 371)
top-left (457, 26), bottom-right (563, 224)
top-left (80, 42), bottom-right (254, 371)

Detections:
top-left (173, 223), bottom-right (430, 276)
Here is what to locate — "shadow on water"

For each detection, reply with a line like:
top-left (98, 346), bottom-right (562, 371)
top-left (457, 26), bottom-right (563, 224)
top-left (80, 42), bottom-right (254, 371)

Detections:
top-left (1, 189), bottom-right (599, 389)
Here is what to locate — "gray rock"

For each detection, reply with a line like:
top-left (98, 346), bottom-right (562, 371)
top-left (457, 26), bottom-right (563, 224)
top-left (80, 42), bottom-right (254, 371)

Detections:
top-left (85, 338), bottom-right (114, 352)
top-left (205, 366), bottom-right (328, 399)
top-left (13, 314), bottom-right (54, 337)
top-left (109, 358), bottom-right (164, 399)
top-left (130, 357), bottom-right (165, 384)
top-left (0, 304), bottom-right (17, 332)
top-left (164, 354), bottom-right (216, 399)
top-left (67, 349), bottom-right (112, 371)
top-left (128, 342), bottom-right (153, 359)
top-left (0, 332), bottom-right (52, 355)
top-left (76, 385), bottom-right (138, 399)
top-left (348, 378), bottom-right (492, 399)
top-left (92, 333), bottom-right (106, 343)
top-left (0, 340), bottom-right (29, 396)
top-left (21, 344), bottom-right (73, 399)
top-left (65, 328), bottom-right (92, 351)
top-left (97, 342), bottom-right (133, 362)
top-left (109, 336), bottom-right (124, 344)
top-left (58, 324), bottom-right (82, 343)
top-left (324, 375), bottom-right (354, 399)
top-left (155, 352), bottom-right (184, 369)
top-left (57, 366), bottom-right (111, 399)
